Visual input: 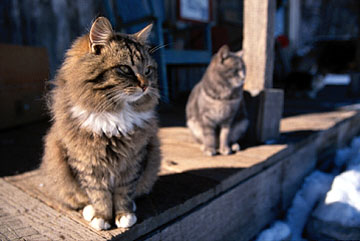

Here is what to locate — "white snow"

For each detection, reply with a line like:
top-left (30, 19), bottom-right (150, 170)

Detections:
top-left (286, 171), bottom-right (334, 240)
top-left (322, 137), bottom-right (360, 228)
top-left (325, 167), bottom-right (360, 212)
top-left (256, 136), bottom-right (360, 241)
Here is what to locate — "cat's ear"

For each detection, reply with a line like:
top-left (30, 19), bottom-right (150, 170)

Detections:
top-left (132, 24), bottom-right (153, 44)
top-left (236, 49), bottom-right (244, 57)
top-left (218, 45), bottom-right (230, 61)
top-left (89, 17), bottom-right (113, 54)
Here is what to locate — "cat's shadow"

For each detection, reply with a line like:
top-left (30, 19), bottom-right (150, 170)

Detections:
top-left (134, 167), bottom-right (242, 222)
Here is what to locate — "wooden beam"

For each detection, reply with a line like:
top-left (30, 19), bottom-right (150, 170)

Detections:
top-left (243, 0), bottom-right (276, 94)
top-left (242, 0), bottom-right (283, 143)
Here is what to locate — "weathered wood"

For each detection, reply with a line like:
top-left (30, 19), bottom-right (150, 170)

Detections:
top-left (2, 108), bottom-right (360, 241)
top-left (337, 111), bottom-right (360, 147)
top-left (244, 89), bottom-right (284, 143)
top-left (242, 0), bottom-right (284, 143)
top-left (0, 179), bottom-right (104, 240)
top-left (280, 110), bottom-right (357, 133)
top-left (257, 89), bottom-right (284, 142)
top-left (4, 168), bottom-right (218, 241)
top-left (159, 127), bottom-right (289, 194)
top-left (281, 142), bottom-right (317, 209)
top-left (151, 160), bottom-right (283, 241)
top-left (243, 0), bottom-right (276, 93)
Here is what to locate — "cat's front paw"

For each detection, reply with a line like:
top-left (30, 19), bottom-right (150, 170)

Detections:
top-left (231, 143), bottom-right (241, 152)
top-left (219, 146), bottom-right (232, 155)
top-left (201, 145), bottom-right (217, 156)
top-left (204, 148), bottom-right (217, 156)
top-left (83, 205), bottom-right (111, 230)
top-left (83, 205), bottom-right (95, 221)
top-left (90, 217), bottom-right (111, 231)
top-left (115, 213), bottom-right (137, 228)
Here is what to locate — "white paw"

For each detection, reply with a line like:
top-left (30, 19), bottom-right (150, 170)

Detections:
top-left (115, 213), bottom-right (137, 228)
top-left (203, 146), bottom-right (216, 156)
top-left (90, 217), bottom-right (111, 231)
top-left (83, 205), bottom-right (95, 222)
top-left (219, 146), bottom-right (232, 155)
top-left (231, 143), bottom-right (241, 152)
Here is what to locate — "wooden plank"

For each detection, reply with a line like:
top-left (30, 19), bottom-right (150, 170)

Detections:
top-left (159, 127), bottom-right (289, 194)
top-left (4, 168), bottom-right (219, 241)
top-left (281, 142), bottom-right (317, 209)
top-left (337, 112), bottom-right (360, 147)
top-left (0, 179), bottom-right (104, 241)
top-left (280, 110), bottom-right (357, 133)
top-left (151, 159), bottom-right (283, 241)
top-left (2, 108), bottom-right (360, 240)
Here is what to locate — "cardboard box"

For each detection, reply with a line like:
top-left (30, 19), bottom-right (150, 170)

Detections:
top-left (0, 44), bottom-right (49, 129)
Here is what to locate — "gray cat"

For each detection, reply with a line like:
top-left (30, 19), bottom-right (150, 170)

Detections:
top-left (186, 45), bottom-right (249, 156)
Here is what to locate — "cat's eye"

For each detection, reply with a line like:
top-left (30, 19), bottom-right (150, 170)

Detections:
top-left (116, 65), bottom-right (134, 76)
top-left (145, 66), bottom-right (153, 76)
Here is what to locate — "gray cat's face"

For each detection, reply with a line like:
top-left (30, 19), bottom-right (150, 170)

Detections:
top-left (216, 45), bottom-right (246, 87)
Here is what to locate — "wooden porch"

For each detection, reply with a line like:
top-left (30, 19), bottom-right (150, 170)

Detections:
top-left (1, 102), bottom-right (360, 240)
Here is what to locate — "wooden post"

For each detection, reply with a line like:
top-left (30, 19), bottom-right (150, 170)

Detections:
top-left (243, 0), bottom-right (284, 143)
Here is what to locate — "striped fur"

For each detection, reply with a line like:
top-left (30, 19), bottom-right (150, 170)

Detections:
top-left (41, 17), bottom-right (161, 230)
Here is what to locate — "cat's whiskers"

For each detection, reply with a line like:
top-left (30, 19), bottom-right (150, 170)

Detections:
top-left (95, 91), bottom-right (120, 112)
top-left (149, 43), bottom-right (171, 54)
top-left (94, 91), bottom-right (125, 113)
top-left (147, 87), bottom-right (160, 99)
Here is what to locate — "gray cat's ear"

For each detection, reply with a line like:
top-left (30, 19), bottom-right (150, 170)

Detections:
top-left (132, 24), bottom-right (153, 44)
top-left (236, 50), bottom-right (244, 57)
top-left (89, 17), bottom-right (113, 54)
top-left (219, 45), bottom-right (230, 60)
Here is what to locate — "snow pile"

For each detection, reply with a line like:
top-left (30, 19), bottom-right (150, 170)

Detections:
top-left (256, 136), bottom-right (360, 241)
top-left (256, 171), bottom-right (334, 241)
top-left (325, 166), bottom-right (360, 213)
top-left (306, 137), bottom-right (360, 240)
top-left (286, 171), bottom-right (334, 240)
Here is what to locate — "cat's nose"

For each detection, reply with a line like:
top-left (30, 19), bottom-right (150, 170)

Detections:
top-left (136, 74), bottom-right (149, 91)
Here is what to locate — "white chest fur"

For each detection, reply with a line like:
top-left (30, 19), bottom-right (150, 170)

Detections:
top-left (71, 104), bottom-right (154, 137)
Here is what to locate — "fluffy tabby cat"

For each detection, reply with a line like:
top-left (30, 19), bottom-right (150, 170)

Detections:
top-left (186, 45), bottom-right (249, 156)
top-left (41, 17), bottom-right (161, 230)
